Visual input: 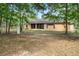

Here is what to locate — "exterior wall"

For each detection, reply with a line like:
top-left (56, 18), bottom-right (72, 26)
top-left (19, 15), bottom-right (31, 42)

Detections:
top-left (68, 24), bottom-right (75, 32)
top-left (54, 24), bottom-right (65, 31)
top-left (28, 24), bottom-right (31, 30)
top-left (47, 24), bottom-right (54, 30)
top-left (27, 23), bottom-right (75, 32)
top-left (47, 24), bottom-right (65, 31)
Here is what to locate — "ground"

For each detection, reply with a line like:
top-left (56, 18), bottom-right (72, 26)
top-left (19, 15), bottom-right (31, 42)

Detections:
top-left (0, 30), bottom-right (79, 56)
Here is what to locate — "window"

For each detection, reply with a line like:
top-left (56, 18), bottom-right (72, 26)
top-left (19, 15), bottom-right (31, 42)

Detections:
top-left (37, 24), bottom-right (44, 29)
top-left (31, 24), bottom-right (35, 29)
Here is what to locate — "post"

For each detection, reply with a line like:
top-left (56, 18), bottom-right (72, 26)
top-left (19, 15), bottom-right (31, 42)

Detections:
top-left (35, 24), bottom-right (37, 29)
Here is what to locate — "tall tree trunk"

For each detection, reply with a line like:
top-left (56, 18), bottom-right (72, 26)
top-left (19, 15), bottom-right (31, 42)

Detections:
top-left (8, 19), bottom-right (11, 33)
top-left (53, 20), bottom-right (55, 28)
top-left (17, 19), bottom-right (20, 34)
top-left (65, 3), bottom-right (68, 34)
top-left (76, 3), bottom-right (79, 32)
top-left (21, 19), bottom-right (23, 32)
top-left (16, 11), bottom-right (21, 34)
top-left (20, 21), bottom-right (23, 33)
top-left (20, 16), bottom-right (22, 33)
top-left (6, 19), bottom-right (8, 34)
top-left (17, 13), bottom-right (21, 34)
top-left (0, 20), bottom-right (2, 34)
top-left (0, 16), bottom-right (2, 34)
top-left (8, 11), bottom-right (12, 33)
top-left (77, 4), bottom-right (79, 24)
top-left (20, 12), bottom-right (23, 33)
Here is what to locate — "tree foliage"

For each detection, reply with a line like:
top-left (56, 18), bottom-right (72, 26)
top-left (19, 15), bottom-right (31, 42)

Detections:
top-left (0, 3), bottom-right (79, 34)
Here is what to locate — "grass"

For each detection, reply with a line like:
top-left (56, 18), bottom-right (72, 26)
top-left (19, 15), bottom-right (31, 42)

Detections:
top-left (0, 30), bottom-right (79, 56)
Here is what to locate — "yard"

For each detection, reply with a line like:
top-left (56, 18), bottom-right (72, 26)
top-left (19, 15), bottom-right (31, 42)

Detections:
top-left (0, 30), bottom-right (79, 56)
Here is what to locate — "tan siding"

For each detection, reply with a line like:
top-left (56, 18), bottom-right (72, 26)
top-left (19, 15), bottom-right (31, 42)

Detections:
top-left (68, 24), bottom-right (75, 32)
top-left (47, 24), bottom-right (65, 31)
top-left (28, 24), bottom-right (31, 29)
top-left (47, 24), bottom-right (54, 30)
top-left (54, 24), bottom-right (65, 31)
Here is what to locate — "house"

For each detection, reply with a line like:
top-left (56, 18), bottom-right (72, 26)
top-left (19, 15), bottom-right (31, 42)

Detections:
top-left (24, 20), bottom-right (75, 32)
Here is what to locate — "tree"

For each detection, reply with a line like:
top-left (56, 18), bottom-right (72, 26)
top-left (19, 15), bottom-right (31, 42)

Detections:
top-left (65, 3), bottom-right (68, 34)
top-left (0, 4), bottom-right (9, 34)
top-left (0, 4), bottom-right (3, 34)
top-left (43, 4), bottom-right (60, 28)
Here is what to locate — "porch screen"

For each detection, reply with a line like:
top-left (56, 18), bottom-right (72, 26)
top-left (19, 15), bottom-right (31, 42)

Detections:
top-left (37, 24), bottom-right (44, 29)
top-left (31, 24), bottom-right (35, 29)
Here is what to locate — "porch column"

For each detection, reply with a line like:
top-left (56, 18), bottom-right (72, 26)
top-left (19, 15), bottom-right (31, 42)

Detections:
top-left (35, 24), bottom-right (37, 29)
top-left (44, 24), bottom-right (47, 29)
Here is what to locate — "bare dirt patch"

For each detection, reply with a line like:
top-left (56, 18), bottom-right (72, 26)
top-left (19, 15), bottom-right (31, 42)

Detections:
top-left (0, 31), bottom-right (79, 56)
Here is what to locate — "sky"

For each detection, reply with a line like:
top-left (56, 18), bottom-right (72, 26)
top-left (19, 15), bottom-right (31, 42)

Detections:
top-left (37, 8), bottom-right (49, 19)
top-left (37, 12), bottom-right (43, 19)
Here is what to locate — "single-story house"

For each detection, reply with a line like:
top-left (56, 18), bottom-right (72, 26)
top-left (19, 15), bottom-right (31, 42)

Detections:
top-left (24, 20), bottom-right (75, 32)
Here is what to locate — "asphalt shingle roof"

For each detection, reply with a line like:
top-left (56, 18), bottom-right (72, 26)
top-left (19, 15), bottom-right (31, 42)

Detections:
top-left (29, 19), bottom-right (73, 25)
top-left (30, 20), bottom-right (53, 24)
